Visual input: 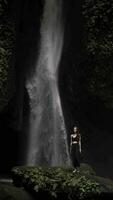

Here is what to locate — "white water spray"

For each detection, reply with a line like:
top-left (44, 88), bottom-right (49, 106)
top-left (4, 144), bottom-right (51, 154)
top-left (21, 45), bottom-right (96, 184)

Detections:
top-left (26, 0), bottom-right (71, 166)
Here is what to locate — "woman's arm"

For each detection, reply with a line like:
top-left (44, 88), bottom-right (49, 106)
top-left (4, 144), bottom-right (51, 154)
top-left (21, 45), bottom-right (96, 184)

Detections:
top-left (79, 134), bottom-right (81, 153)
top-left (70, 135), bottom-right (72, 153)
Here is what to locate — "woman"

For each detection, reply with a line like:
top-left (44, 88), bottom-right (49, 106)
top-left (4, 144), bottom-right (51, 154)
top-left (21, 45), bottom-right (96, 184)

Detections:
top-left (70, 126), bottom-right (81, 172)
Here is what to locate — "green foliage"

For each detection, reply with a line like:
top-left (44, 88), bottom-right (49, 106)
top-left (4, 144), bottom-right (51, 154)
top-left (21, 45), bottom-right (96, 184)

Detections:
top-left (0, 0), bottom-right (15, 112)
top-left (87, 175), bottom-right (113, 193)
top-left (65, 175), bottom-right (100, 200)
top-left (83, 0), bottom-right (113, 57)
top-left (12, 166), bottom-right (102, 200)
top-left (82, 0), bottom-right (113, 109)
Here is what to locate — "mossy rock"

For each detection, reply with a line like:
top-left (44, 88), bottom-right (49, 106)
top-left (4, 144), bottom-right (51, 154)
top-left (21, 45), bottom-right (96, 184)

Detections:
top-left (0, 183), bottom-right (34, 200)
top-left (11, 166), bottom-right (105, 200)
top-left (79, 163), bottom-right (96, 175)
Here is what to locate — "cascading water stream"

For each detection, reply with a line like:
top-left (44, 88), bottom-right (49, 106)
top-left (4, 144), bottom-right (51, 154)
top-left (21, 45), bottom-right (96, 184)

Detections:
top-left (26, 0), bottom-right (71, 166)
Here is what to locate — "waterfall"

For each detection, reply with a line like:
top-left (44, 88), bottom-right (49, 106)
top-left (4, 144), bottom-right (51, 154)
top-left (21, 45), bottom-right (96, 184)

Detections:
top-left (26, 0), bottom-right (71, 167)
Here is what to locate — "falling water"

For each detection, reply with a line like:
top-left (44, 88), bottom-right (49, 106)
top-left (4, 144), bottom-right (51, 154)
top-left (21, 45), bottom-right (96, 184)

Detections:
top-left (26, 0), bottom-right (71, 166)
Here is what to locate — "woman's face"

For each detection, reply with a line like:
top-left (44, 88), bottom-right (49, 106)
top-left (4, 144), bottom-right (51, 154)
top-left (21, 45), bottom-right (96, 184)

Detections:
top-left (74, 127), bottom-right (77, 132)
